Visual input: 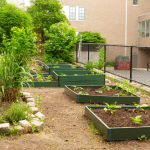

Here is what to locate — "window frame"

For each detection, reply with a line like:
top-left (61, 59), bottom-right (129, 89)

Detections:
top-left (78, 7), bottom-right (85, 20)
top-left (133, 0), bottom-right (139, 6)
top-left (69, 6), bottom-right (76, 20)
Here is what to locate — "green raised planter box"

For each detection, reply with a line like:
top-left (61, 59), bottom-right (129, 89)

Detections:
top-left (85, 106), bottom-right (150, 141)
top-left (54, 70), bottom-right (105, 87)
top-left (23, 81), bottom-right (58, 87)
top-left (65, 85), bottom-right (140, 104)
top-left (50, 68), bottom-right (86, 76)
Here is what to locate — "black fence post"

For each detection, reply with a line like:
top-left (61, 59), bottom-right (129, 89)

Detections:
top-left (130, 46), bottom-right (133, 83)
top-left (104, 45), bottom-right (106, 73)
top-left (76, 43), bottom-right (78, 63)
top-left (88, 44), bottom-right (90, 62)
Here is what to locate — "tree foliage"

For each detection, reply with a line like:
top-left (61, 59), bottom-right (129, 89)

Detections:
top-left (0, 4), bottom-right (33, 44)
top-left (77, 31), bottom-right (106, 43)
top-left (43, 22), bottom-right (76, 63)
top-left (0, 0), bottom-right (7, 7)
top-left (27, 0), bottom-right (69, 36)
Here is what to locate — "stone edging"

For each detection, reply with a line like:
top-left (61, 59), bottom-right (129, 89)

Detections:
top-left (0, 92), bottom-right (45, 134)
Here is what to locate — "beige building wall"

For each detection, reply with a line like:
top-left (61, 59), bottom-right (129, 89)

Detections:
top-left (63, 0), bottom-right (150, 46)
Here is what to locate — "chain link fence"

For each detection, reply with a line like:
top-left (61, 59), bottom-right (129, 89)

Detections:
top-left (75, 43), bottom-right (150, 87)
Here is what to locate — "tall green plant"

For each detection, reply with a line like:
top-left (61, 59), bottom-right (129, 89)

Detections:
top-left (95, 47), bottom-right (106, 69)
top-left (44, 22), bottom-right (76, 63)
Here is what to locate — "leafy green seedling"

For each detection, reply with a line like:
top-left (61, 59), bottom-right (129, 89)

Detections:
top-left (95, 91), bottom-right (102, 93)
top-left (115, 92), bottom-right (126, 97)
top-left (60, 73), bottom-right (67, 76)
top-left (104, 103), bottom-right (121, 114)
top-left (85, 74), bottom-right (88, 75)
top-left (134, 103), bottom-right (148, 111)
top-left (78, 91), bottom-right (89, 95)
top-left (130, 115), bottom-right (142, 124)
top-left (74, 74), bottom-right (78, 76)
top-left (71, 65), bottom-right (77, 68)
top-left (138, 135), bottom-right (147, 140)
top-left (53, 66), bottom-right (60, 68)
top-left (96, 71), bottom-right (101, 75)
top-left (90, 70), bottom-right (95, 75)
top-left (102, 86), bottom-right (112, 90)
top-left (71, 85), bottom-right (76, 88)
top-left (74, 87), bottom-right (79, 90)
top-left (46, 75), bottom-right (52, 82)
top-left (37, 74), bottom-right (44, 82)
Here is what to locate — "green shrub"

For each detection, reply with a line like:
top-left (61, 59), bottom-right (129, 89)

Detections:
top-left (77, 31), bottom-right (106, 43)
top-left (4, 101), bottom-right (32, 124)
top-left (105, 60), bottom-right (115, 67)
top-left (84, 60), bottom-right (96, 71)
top-left (0, 4), bottom-right (32, 45)
top-left (43, 22), bottom-right (77, 63)
top-left (95, 47), bottom-right (106, 69)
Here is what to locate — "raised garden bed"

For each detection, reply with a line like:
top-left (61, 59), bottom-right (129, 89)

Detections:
top-left (85, 106), bottom-right (150, 141)
top-left (23, 76), bottom-right (58, 87)
top-left (53, 70), bottom-right (105, 87)
top-left (65, 85), bottom-right (140, 104)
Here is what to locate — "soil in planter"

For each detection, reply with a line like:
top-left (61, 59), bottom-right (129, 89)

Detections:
top-left (92, 108), bottom-right (150, 128)
top-left (32, 77), bottom-right (57, 82)
top-left (29, 69), bottom-right (49, 73)
top-left (71, 87), bottom-right (133, 97)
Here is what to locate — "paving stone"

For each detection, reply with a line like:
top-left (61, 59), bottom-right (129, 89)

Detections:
top-left (25, 95), bottom-right (33, 100)
top-left (26, 98), bottom-right (35, 103)
top-left (35, 112), bottom-right (45, 120)
top-left (18, 120), bottom-right (32, 133)
top-left (31, 120), bottom-right (43, 130)
top-left (32, 118), bottom-right (39, 121)
top-left (23, 92), bottom-right (30, 96)
top-left (0, 123), bottom-right (9, 133)
top-left (31, 114), bottom-right (35, 118)
top-left (30, 107), bottom-right (38, 114)
top-left (14, 125), bottom-right (24, 133)
top-left (27, 102), bottom-right (35, 107)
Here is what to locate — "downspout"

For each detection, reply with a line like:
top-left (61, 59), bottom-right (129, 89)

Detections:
top-left (125, 0), bottom-right (128, 56)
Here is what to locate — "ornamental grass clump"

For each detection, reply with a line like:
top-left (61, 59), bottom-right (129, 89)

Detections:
top-left (4, 101), bottom-right (32, 124)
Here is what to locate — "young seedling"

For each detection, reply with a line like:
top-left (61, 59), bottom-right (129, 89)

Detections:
top-left (53, 66), bottom-right (60, 68)
top-left (96, 71), bottom-right (101, 75)
top-left (95, 91), bottom-right (102, 93)
top-left (102, 86), bottom-right (112, 91)
top-left (138, 135), bottom-right (147, 140)
top-left (115, 92), bottom-right (126, 97)
top-left (37, 74), bottom-right (44, 82)
top-left (71, 65), bottom-right (77, 68)
top-left (46, 75), bottom-right (52, 82)
top-left (130, 87), bottom-right (136, 96)
top-left (115, 82), bottom-right (120, 90)
top-left (78, 91), bottom-right (89, 95)
top-left (35, 93), bottom-right (42, 109)
top-left (134, 103), bottom-right (148, 111)
top-left (60, 73), bottom-right (67, 76)
top-left (90, 70), bottom-right (95, 75)
top-left (104, 103), bottom-right (121, 114)
top-left (130, 115), bottom-right (142, 124)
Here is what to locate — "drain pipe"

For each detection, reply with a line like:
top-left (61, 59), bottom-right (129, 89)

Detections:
top-left (125, 0), bottom-right (128, 56)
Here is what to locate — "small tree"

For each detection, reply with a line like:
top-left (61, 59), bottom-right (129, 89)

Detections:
top-left (27, 0), bottom-right (69, 44)
top-left (77, 31), bottom-right (106, 43)
top-left (44, 22), bottom-right (76, 63)
top-left (0, 4), bottom-right (33, 45)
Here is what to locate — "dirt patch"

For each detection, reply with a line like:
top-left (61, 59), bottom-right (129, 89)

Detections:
top-left (0, 87), bottom-right (150, 150)
top-left (71, 87), bottom-right (133, 97)
top-left (92, 108), bottom-right (150, 127)
top-left (32, 77), bottom-right (57, 82)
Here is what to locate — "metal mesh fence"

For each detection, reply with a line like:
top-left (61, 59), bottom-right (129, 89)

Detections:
top-left (75, 43), bottom-right (150, 87)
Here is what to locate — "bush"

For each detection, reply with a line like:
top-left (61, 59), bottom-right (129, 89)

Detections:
top-left (84, 60), bottom-right (96, 71)
top-left (0, 4), bottom-right (32, 45)
top-left (4, 101), bottom-right (32, 124)
top-left (43, 22), bottom-right (77, 63)
top-left (77, 31), bottom-right (106, 43)
top-left (105, 60), bottom-right (115, 67)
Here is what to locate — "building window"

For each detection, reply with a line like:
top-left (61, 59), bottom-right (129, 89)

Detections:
top-left (133, 0), bottom-right (138, 5)
top-left (78, 7), bottom-right (85, 20)
top-left (69, 6), bottom-right (76, 20)
top-left (138, 20), bottom-right (150, 38)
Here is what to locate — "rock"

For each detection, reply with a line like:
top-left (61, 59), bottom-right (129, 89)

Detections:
top-left (0, 123), bottom-right (9, 133)
top-left (35, 112), bottom-right (45, 120)
top-left (30, 107), bottom-right (38, 114)
top-left (27, 102), bottom-right (35, 107)
top-left (22, 92), bottom-right (30, 96)
top-left (31, 120), bottom-right (43, 130)
top-left (25, 95), bottom-right (33, 101)
top-left (65, 139), bottom-right (69, 142)
top-left (32, 118), bottom-right (39, 121)
top-left (31, 114), bottom-right (35, 118)
top-left (14, 125), bottom-right (24, 133)
top-left (26, 98), bottom-right (35, 103)
top-left (18, 120), bottom-right (32, 133)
